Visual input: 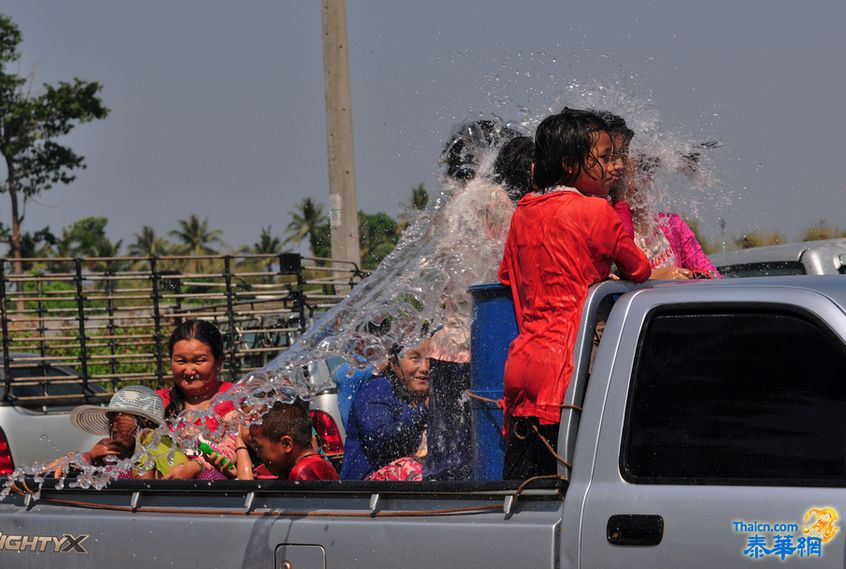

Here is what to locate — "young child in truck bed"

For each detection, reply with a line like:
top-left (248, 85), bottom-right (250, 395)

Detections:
top-left (498, 108), bottom-right (651, 480)
top-left (228, 401), bottom-right (339, 481)
top-left (50, 385), bottom-right (187, 480)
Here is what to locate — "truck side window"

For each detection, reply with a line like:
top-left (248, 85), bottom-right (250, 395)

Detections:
top-left (622, 307), bottom-right (846, 486)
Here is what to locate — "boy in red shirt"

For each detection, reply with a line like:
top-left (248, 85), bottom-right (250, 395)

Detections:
top-left (499, 108), bottom-right (650, 479)
top-left (233, 401), bottom-right (339, 481)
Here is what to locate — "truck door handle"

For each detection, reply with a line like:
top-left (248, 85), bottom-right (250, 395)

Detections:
top-left (607, 514), bottom-right (664, 546)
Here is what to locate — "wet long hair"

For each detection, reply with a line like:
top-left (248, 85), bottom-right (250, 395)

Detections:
top-left (493, 135), bottom-right (535, 202)
top-left (533, 108), bottom-right (606, 191)
top-left (440, 119), bottom-right (520, 184)
top-left (593, 110), bottom-right (634, 145)
top-left (164, 319), bottom-right (225, 419)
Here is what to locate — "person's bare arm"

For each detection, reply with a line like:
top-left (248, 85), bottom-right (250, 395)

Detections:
top-left (164, 459), bottom-right (203, 480)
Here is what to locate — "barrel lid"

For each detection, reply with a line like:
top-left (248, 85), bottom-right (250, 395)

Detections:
top-left (467, 283), bottom-right (512, 299)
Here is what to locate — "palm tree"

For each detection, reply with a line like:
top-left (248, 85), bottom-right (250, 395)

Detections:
top-left (237, 226), bottom-right (283, 273)
top-left (283, 198), bottom-right (328, 257)
top-left (127, 226), bottom-right (172, 271)
top-left (169, 215), bottom-right (223, 256)
top-left (169, 215), bottom-right (224, 273)
top-left (254, 226), bottom-right (283, 255)
top-left (90, 238), bottom-right (127, 277)
top-left (128, 226), bottom-right (171, 257)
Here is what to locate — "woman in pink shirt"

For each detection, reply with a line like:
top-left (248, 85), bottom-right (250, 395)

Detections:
top-left (597, 111), bottom-right (721, 279)
top-left (158, 319), bottom-right (238, 480)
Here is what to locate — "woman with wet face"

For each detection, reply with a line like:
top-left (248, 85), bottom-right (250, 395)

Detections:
top-left (597, 110), bottom-right (721, 279)
top-left (340, 339), bottom-right (431, 481)
top-left (157, 319), bottom-right (239, 480)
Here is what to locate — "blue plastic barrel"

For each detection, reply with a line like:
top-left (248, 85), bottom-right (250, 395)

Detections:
top-left (468, 283), bottom-right (518, 480)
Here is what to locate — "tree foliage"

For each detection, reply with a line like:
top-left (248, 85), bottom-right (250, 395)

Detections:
top-left (398, 183), bottom-right (428, 232)
top-left (283, 198), bottom-right (329, 257)
top-left (169, 214), bottom-right (223, 256)
top-left (734, 230), bottom-right (786, 249)
top-left (358, 211), bottom-right (399, 270)
top-left (0, 13), bottom-right (109, 270)
top-left (128, 225), bottom-right (171, 257)
top-left (237, 225), bottom-right (283, 273)
top-left (57, 216), bottom-right (120, 258)
top-left (801, 220), bottom-right (846, 242)
top-left (409, 183), bottom-right (428, 211)
top-left (252, 226), bottom-right (283, 255)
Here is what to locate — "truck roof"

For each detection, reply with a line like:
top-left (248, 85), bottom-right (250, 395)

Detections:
top-left (629, 274), bottom-right (846, 311)
top-left (709, 238), bottom-right (846, 276)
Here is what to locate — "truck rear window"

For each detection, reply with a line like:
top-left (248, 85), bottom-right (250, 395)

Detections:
top-left (622, 306), bottom-right (846, 486)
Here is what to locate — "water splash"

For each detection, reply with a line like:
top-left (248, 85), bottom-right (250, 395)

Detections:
top-left (1, 80), bottom-right (725, 500)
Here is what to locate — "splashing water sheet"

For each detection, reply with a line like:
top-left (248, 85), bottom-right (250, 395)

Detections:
top-left (1, 84), bottom-right (725, 498)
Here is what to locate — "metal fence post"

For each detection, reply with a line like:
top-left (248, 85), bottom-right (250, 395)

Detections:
top-left (278, 253), bottom-right (306, 336)
top-left (0, 260), bottom-right (11, 400)
top-left (150, 256), bottom-right (165, 388)
top-left (105, 274), bottom-right (118, 392)
top-left (36, 279), bottom-right (46, 365)
top-left (223, 255), bottom-right (239, 381)
top-left (74, 258), bottom-right (89, 393)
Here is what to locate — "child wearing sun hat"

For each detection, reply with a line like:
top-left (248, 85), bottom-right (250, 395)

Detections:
top-left (52, 385), bottom-right (187, 479)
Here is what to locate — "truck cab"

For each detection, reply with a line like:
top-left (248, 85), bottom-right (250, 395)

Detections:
top-left (569, 276), bottom-right (846, 568)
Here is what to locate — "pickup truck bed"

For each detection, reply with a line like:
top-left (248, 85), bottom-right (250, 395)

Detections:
top-left (2, 276), bottom-right (846, 569)
top-left (1, 479), bottom-right (563, 568)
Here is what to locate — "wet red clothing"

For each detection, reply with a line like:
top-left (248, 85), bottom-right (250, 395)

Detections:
top-left (288, 454), bottom-right (339, 481)
top-left (498, 189), bottom-right (650, 424)
top-left (157, 381), bottom-right (236, 432)
top-left (254, 455), bottom-right (340, 481)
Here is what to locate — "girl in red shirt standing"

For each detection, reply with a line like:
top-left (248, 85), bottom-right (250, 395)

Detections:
top-left (498, 108), bottom-right (651, 479)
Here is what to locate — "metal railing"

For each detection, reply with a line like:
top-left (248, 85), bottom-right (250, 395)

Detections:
top-left (0, 253), bottom-right (366, 403)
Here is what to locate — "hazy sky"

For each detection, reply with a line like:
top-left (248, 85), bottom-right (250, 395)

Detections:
top-left (3, 0), bottom-right (845, 251)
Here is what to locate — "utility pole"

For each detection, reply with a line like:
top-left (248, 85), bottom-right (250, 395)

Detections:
top-left (321, 0), bottom-right (361, 272)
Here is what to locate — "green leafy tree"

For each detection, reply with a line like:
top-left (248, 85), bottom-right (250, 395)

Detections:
top-left (398, 183), bottom-right (428, 232)
top-left (801, 220), bottom-right (846, 242)
top-left (57, 216), bottom-right (117, 257)
top-left (0, 14), bottom-right (109, 275)
top-left (409, 183), bottom-right (428, 211)
top-left (284, 198), bottom-right (329, 257)
top-left (358, 211), bottom-right (399, 270)
top-left (734, 230), bottom-right (786, 249)
top-left (17, 225), bottom-right (56, 267)
top-left (55, 216), bottom-right (124, 275)
top-left (311, 222), bottom-right (332, 259)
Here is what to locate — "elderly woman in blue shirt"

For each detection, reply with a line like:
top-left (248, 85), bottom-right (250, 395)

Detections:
top-left (340, 340), bottom-right (430, 481)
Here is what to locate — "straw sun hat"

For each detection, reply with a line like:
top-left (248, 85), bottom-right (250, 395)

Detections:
top-left (70, 385), bottom-right (165, 436)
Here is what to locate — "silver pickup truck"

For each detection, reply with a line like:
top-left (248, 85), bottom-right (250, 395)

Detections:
top-left (1, 275), bottom-right (845, 569)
